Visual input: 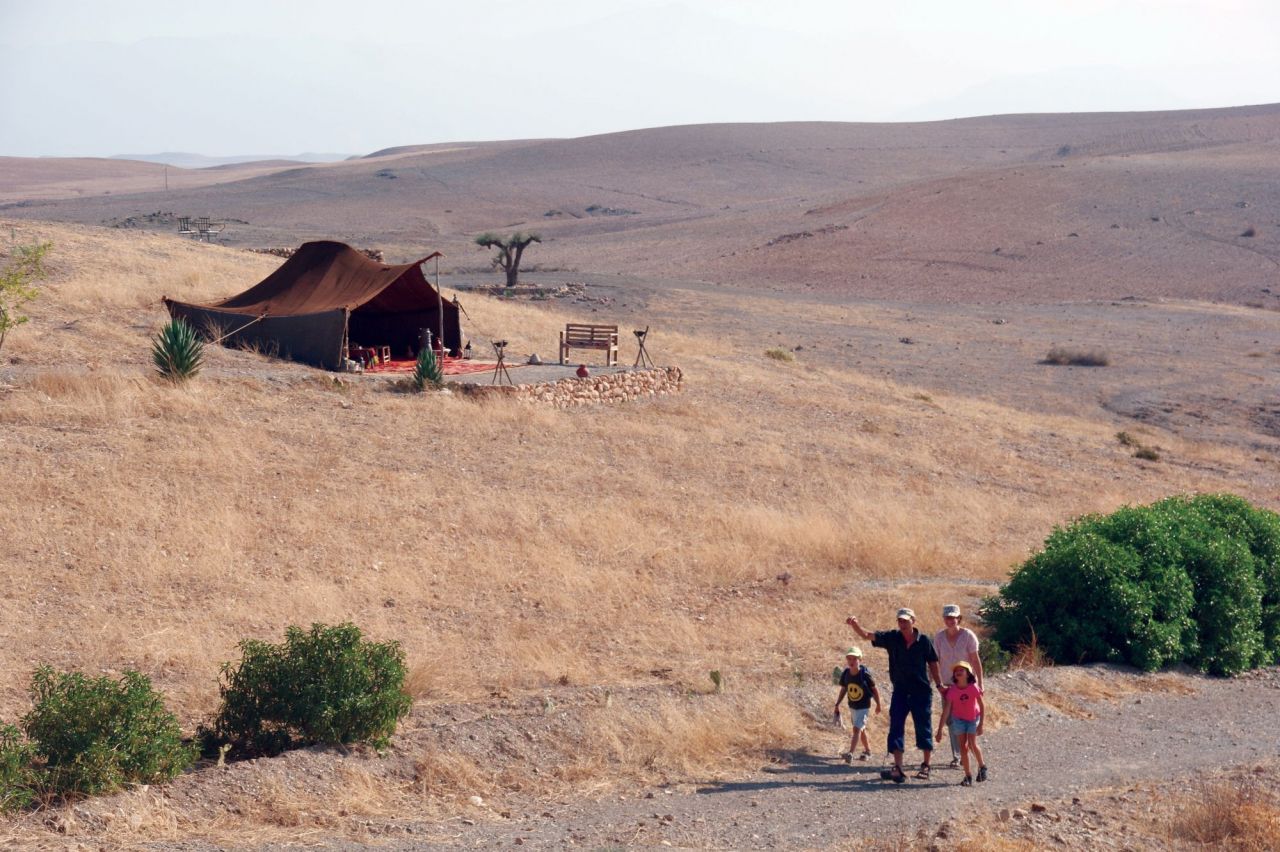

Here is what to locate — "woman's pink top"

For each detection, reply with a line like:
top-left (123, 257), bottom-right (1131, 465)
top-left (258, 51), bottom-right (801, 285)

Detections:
top-left (944, 683), bottom-right (983, 722)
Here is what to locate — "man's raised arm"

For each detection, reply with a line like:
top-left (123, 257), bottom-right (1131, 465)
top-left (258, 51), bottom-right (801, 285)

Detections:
top-left (846, 616), bottom-right (873, 641)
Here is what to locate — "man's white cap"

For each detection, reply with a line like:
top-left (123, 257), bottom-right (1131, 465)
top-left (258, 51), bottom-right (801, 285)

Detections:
top-left (896, 607), bottom-right (916, 621)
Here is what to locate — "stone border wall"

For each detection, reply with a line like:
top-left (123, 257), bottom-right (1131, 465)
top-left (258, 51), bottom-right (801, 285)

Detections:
top-left (454, 366), bottom-right (682, 408)
top-left (246, 247), bottom-right (385, 262)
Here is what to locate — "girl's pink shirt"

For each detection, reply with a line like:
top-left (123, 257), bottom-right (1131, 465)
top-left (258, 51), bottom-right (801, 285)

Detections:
top-left (944, 683), bottom-right (983, 722)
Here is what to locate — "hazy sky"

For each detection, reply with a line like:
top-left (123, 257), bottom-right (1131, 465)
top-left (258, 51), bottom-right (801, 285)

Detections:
top-left (2, 0), bottom-right (1278, 157)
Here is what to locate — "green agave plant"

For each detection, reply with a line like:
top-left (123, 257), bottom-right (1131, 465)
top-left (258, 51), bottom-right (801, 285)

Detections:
top-left (412, 346), bottom-right (443, 391)
top-left (152, 319), bottom-right (205, 382)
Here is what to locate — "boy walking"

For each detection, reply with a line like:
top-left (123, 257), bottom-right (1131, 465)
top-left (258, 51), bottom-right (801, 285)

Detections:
top-left (834, 647), bottom-right (882, 762)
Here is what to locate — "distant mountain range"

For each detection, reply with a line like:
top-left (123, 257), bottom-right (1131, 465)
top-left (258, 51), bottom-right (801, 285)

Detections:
top-left (109, 152), bottom-right (355, 169)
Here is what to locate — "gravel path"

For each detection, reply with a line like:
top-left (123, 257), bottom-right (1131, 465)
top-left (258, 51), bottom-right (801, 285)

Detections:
top-left (372, 667), bottom-right (1280, 849)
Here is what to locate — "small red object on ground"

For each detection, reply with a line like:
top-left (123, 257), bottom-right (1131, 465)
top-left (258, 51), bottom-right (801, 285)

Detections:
top-left (576, 364), bottom-right (590, 378)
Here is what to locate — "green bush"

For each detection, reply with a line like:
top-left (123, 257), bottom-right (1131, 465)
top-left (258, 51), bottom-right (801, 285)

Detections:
top-left (412, 346), bottom-right (443, 391)
top-left (0, 241), bottom-right (50, 355)
top-left (0, 724), bottom-right (39, 812)
top-left (208, 622), bottom-right (411, 757)
top-left (20, 668), bottom-right (195, 800)
top-left (976, 633), bottom-right (1012, 674)
top-left (985, 494), bottom-right (1280, 675)
top-left (151, 318), bottom-right (205, 382)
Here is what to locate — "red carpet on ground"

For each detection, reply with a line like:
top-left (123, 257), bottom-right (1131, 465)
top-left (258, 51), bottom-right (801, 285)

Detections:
top-left (366, 357), bottom-right (506, 376)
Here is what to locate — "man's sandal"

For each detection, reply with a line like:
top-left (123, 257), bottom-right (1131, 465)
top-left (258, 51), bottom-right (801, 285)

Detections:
top-left (914, 764), bottom-right (931, 780)
top-left (948, 757), bottom-right (960, 769)
top-left (881, 766), bottom-right (907, 783)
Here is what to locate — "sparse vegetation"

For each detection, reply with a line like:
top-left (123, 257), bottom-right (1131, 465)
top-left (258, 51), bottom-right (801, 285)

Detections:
top-left (1044, 347), bottom-right (1109, 366)
top-left (1117, 431), bottom-right (1161, 461)
top-left (151, 318), bottom-right (205, 381)
top-left (1170, 781), bottom-right (1280, 848)
top-left (985, 494), bottom-right (1280, 675)
top-left (207, 623), bottom-right (412, 757)
top-left (0, 241), bottom-right (51, 354)
top-left (764, 346), bottom-right (794, 362)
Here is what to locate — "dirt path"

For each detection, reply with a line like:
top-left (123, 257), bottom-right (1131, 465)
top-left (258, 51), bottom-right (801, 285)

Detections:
top-left (377, 667), bottom-right (1280, 849)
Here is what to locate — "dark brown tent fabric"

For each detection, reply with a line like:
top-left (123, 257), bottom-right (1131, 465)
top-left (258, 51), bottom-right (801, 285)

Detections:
top-left (163, 241), bottom-right (461, 370)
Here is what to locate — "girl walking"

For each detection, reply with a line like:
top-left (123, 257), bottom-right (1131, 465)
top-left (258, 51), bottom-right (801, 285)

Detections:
top-left (936, 661), bottom-right (987, 786)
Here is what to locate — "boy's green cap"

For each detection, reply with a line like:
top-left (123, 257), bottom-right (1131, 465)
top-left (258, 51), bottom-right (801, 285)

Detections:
top-left (845, 647), bottom-right (863, 657)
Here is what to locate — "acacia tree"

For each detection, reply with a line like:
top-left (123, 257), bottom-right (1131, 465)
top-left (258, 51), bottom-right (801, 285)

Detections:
top-left (0, 242), bottom-right (51, 354)
top-left (474, 231), bottom-right (541, 288)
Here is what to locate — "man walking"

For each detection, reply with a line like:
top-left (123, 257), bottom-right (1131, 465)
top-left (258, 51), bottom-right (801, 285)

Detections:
top-left (847, 608), bottom-right (943, 783)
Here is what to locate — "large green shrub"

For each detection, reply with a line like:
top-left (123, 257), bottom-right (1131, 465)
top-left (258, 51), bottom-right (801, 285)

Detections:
top-left (985, 494), bottom-right (1280, 675)
top-left (19, 668), bottom-right (194, 800)
top-left (209, 622), bottom-right (411, 757)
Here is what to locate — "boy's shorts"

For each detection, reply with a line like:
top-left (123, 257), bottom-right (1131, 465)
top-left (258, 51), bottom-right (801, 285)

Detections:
top-left (951, 717), bottom-right (978, 735)
top-left (849, 707), bottom-right (870, 729)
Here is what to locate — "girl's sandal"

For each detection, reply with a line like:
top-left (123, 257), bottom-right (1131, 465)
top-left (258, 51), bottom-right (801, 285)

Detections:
top-left (960, 775), bottom-right (973, 787)
top-left (857, 751), bottom-right (871, 761)
top-left (976, 765), bottom-right (988, 782)
top-left (914, 764), bottom-right (931, 780)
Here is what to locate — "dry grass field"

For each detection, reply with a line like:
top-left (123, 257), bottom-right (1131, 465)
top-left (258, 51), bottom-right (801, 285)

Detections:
top-left (0, 213), bottom-right (1277, 845)
top-left (1, 105), bottom-right (1279, 846)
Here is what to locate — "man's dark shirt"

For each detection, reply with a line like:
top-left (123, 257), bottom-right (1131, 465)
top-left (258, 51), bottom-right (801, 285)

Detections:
top-left (871, 628), bottom-right (939, 693)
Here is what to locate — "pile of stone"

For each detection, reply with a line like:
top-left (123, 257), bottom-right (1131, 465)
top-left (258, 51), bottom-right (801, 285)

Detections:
top-left (457, 366), bottom-right (682, 409)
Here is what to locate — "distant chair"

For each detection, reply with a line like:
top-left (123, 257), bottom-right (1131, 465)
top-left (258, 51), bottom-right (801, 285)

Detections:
top-left (177, 217), bottom-right (196, 238)
top-left (195, 217), bottom-right (224, 242)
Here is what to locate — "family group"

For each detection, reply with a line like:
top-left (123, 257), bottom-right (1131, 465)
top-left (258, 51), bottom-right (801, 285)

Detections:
top-left (836, 604), bottom-right (988, 786)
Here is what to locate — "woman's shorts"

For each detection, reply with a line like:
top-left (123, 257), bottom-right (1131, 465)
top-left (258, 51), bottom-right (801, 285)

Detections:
top-left (850, 707), bottom-right (870, 729)
top-left (951, 717), bottom-right (978, 735)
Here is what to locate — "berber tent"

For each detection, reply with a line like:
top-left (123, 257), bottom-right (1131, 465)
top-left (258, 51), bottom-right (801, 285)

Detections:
top-left (163, 240), bottom-right (462, 370)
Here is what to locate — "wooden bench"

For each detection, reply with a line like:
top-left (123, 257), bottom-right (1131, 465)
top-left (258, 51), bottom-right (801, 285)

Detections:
top-left (559, 323), bottom-right (618, 366)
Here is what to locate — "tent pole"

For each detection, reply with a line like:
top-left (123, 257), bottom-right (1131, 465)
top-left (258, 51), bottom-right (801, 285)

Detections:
top-left (436, 254), bottom-right (443, 356)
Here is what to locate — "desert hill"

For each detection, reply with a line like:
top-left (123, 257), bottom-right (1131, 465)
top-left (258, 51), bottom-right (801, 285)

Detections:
top-left (3, 104), bottom-right (1278, 304)
top-left (111, 152), bottom-right (351, 169)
